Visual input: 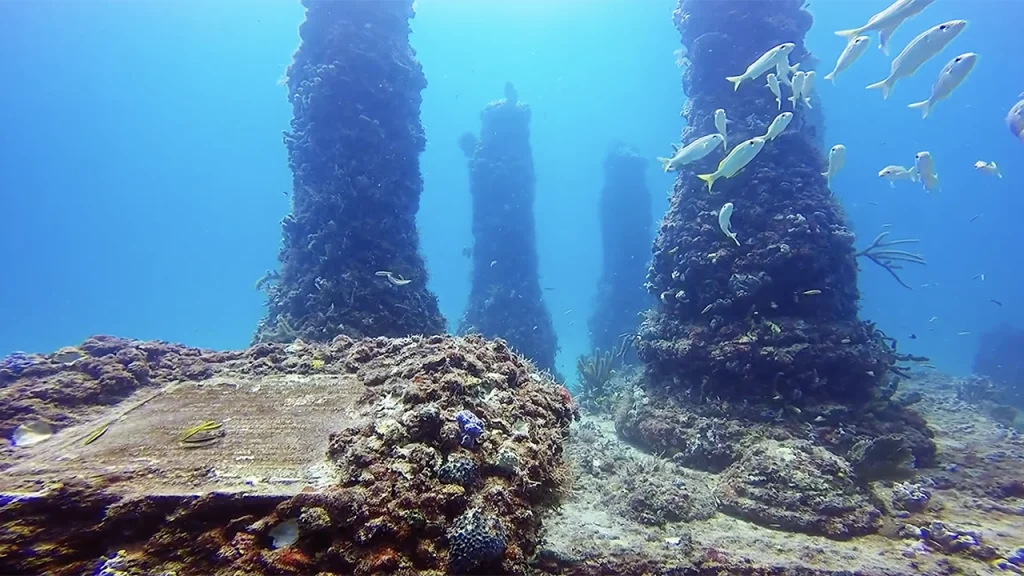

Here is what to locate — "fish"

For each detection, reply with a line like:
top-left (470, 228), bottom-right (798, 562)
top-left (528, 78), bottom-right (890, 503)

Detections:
top-left (824, 35), bottom-right (870, 84)
top-left (1007, 96), bottom-right (1024, 144)
top-left (835, 0), bottom-right (937, 55)
top-left (656, 133), bottom-right (725, 172)
top-left (12, 420), bottom-right (53, 447)
top-left (697, 137), bottom-right (767, 193)
top-left (974, 160), bottom-right (1002, 178)
top-left (908, 53), bottom-right (978, 118)
top-left (82, 423), bottom-right (110, 446)
top-left (802, 71), bottom-right (817, 108)
top-left (788, 71), bottom-right (807, 108)
top-left (763, 112), bottom-right (793, 141)
top-left (822, 144), bottom-right (846, 190)
top-left (375, 270), bottom-right (412, 286)
top-left (968, 214), bottom-right (982, 223)
top-left (714, 109), bottom-right (729, 150)
top-left (179, 420), bottom-right (224, 447)
top-left (701, 303), bottom-right (714, 314)
top-left (878, 165), bottom-right (918, 187)
top-left (990, 299), bottom-right (1003, 307)
top-left (52, 348), bottom-right (85, 365)
top-left (718, 202), bottom-right (740, 246)
top-left (801, 289), bottom-right (822, 296)
top-left (866, 20), bottom-right (968, 100)
top-left (957, 331), bottom-right (971, 336)
top-left (972, 273), bottom-right (985, 281)
top-left (726, 43), bottom-right (796, 91)
top-left (775, 59), bottom-right (800, 87)
top-left (767, 73), bottom-right (782, 109)
top-left (913, 151), bottom-right (939, 192)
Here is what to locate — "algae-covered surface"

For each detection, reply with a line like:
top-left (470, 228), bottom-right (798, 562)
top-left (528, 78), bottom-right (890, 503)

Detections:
top-left (2, 373), bottom-right (361, 497)
top-left (1, 337), bottom-right (1022, 575)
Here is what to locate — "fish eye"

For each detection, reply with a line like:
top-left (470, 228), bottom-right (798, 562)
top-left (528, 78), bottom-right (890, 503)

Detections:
top-left (939, 24), bottom-right (947, 30)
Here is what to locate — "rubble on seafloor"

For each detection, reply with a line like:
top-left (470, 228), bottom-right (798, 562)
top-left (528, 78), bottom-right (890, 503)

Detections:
top-left (533, 370), bottom-right (1024, 576)
top-left (2, 338), bottom-right (1022, 575)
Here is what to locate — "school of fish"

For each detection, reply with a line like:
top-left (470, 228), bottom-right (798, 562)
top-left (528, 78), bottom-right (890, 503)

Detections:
top-left (657, 0), bottom-right (1009, 248)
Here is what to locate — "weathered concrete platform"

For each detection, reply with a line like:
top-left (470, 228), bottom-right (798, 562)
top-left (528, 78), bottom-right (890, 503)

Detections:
top-left (2, 373), bottom-right (367, 498)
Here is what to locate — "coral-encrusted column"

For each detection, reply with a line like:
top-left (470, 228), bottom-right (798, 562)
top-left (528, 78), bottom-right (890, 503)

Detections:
top-left (255, 0), bottom-right (446, 343)
top-left (589, 143), bottom-right (652, 361)
top-left (638, 0), bottom-right (896, 408)
top-left (457, 85), bottom-right (560, 377)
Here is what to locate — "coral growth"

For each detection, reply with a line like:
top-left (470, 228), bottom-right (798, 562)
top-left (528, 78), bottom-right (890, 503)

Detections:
top-left (716, 439), bottom-right (882, 539)
top-left (256, 0), bottom-right (446, 344)
top-left (0, 335), bottom-right (234, 471)
top-left (0, 335), bottom-right (574, 576)
top-left (588, 143), bottom-right (652, 361)
top-left (575, 346), bottom-right (624, 412)
top-left (639, 0), bottom-right (906, 410)
top-left (457, 85), bottom-right (560, 377)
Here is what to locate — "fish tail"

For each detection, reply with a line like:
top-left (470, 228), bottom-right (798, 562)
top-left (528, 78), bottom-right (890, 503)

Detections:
top-left (865, 78), bottom-right (892, 100)
top-left (823, 71), bottom-right (836, 84)
top-left (731, 234), bottom-right (740, 247)
top-left (907, 99), bottom-right (930, 119)
top-left (775, 97), bottom-right (781, 110)
top-left (726, 75), bottom-right (744, 91)
top-left (657, 157), bottom-right (672, 172)
top-left (697, 172), bottom-right (717, 193)
top-left (834, 28), bottom-right (861, 41)
top-left (804, 97), bottom-right (813, 109)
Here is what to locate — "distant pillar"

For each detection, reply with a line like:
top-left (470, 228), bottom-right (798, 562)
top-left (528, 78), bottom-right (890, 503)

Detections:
top-left (639, 0), bottom-right (892, 407)
top-left (255, 0), bottom-right (446, 344)
top-left (588, 143), bottom-right (652, 361)
top-left (457, 83), bottom-right (560, 377)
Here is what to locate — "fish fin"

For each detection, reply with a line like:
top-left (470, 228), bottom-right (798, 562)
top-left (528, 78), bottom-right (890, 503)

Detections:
top-left (657, 157), bottom-right (672, 172)
top-left (823, 71), bottom-right (835, 84)
top-left (670, 143), bottom-right (680, 152)
top-left (726, 75), bottom-right (744, 91)
top-left (909, 165), bottom-right (919, 182)
top-left (865, 78), bottom-right (892, 100)
top-left (697, 173), bottom-right (717, 192)
top-left (776, 97), bottom-right (781, 110)
top-left (788, 93), bottom-right (799, 106)
top-left (878, 28), bottom-right (894, 56)
top-left (889, 181), bottom-right (895, 189)
top-left (730, 233), bottom-right (740, 247)
top-left (835, 28), bottom-right (860, 41)
top-left (907, 99), bottom-right (930, 118)
top-left (804, 97), bottom-right (813, 109)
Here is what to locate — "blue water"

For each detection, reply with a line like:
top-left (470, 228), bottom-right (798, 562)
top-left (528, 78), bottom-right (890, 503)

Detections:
top-left (1, 0), bottom-right (1021, 378)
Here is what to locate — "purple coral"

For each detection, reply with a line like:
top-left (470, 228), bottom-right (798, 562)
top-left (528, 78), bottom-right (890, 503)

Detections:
top-left (0, 352), bottom-right (35, 376)
top-left (455, 410), bottom-right (484, 448)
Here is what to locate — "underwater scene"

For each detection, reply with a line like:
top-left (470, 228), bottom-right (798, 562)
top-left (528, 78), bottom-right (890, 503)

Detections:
top-left (1, 0), bottom-right (1023, 574)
